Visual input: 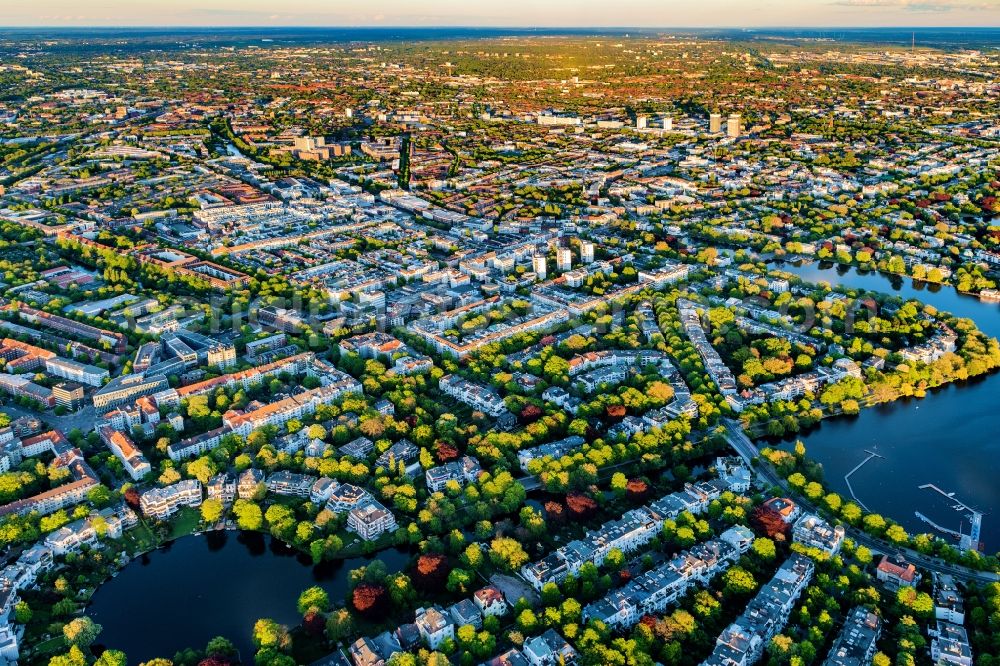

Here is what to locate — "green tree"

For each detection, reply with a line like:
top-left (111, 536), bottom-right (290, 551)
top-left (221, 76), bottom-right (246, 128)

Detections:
top-left (752, 538), bottom-right (776, 561)
top-left (447, 568), bottom-right (474, 595)
top-left (234, 500), bottom-right (263, 531)
top-left (187, 457), bottom-right (217, 485)
top-left (723, 567), bottom-right (756, 596)
top-left (62, 616), bottom-right (102, 647)
top-left (252, 618), bottom-right (290, 650)
top-left (610, 472), bottom-right (628, 496)
top-left (325, 608), bottom-right (355, 643)
top-left (206, 636), bottom-right (237, 659)
top-left (897, 587), bottom-right (934, 617)
top-left (201, 498), bottom-right (224, 524)
top-left (489, 537), bottom-right (529, 571)
top-left (297, 586), bottom-right (330, 616)
top-left (13, 601), bottom-right (31, 624)
top-left (48, 646), bottom-right (88, 666)
top-left (95, 651), bottom-right (128, 666)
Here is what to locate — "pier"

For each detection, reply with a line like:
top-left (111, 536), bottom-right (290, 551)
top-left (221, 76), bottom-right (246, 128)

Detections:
top-left (917, 483), bottom-right (983, 550)
top-left (915, 511), bottom-right (964, 540)
top-left (843, 449), bottom-right (883, 512)
top-left (918, 484), bottom-right (983, 552)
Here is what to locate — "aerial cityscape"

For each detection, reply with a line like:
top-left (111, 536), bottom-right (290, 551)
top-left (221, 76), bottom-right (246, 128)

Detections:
top-left (0, 6), bottom-right (998, 666)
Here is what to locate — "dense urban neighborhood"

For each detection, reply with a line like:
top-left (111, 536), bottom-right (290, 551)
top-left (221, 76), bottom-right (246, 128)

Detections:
top-left (0, 25), bottom-right (997, 666)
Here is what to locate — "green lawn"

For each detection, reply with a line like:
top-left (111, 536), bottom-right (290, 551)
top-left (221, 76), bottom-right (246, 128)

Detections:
top-left (168, 507), bottom-right (202, 540)
top-left (122, 522), bottom-right (158, 554)
top-left (30, 635), bottom-right (66, 659)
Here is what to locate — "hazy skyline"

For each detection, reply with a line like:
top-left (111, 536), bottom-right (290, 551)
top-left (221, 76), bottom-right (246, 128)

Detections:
top-left (4, 0), bottom-right (999, 28)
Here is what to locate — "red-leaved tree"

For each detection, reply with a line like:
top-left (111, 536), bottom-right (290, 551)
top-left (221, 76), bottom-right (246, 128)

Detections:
top-left (352, 582), bottom-right (389, 618)
top-left (565, 492), bottom-right (598, 521)
top-left (413, 553), bottom-right (450, 591)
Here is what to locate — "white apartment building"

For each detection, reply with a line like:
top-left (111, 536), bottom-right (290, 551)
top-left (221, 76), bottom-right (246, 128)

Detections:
top-left (139, 480), bottom-right (203, 520)
top-left (347, 500), bottom-right (398, 541)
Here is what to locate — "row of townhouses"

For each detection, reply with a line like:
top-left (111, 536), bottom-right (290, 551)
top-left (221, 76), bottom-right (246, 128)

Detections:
top-left (583, 526), bottom-right (753, 630)
top-left (701, 554), bottom-right (815, 666)
top-left (521, 460), bottom-right (752, 591)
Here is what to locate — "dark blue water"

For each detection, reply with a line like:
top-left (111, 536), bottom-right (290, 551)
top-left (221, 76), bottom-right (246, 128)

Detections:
top-left (773, 260), bottom-right (1000, 553)
top-left (776, 260), bottom-right (1000, 335)
top-left (87, 531), bottom-right (411, 663)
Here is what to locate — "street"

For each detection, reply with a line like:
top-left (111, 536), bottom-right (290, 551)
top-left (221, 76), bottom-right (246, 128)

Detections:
top-left (1, 402), bottom-right (98, 435)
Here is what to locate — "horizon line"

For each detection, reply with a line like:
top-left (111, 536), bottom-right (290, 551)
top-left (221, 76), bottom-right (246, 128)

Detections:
top-left (1, 24), bottom-right (997, 30)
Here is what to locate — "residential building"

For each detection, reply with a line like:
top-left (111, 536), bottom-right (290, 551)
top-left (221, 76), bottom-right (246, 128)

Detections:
top-left (522, 629), bottom-right (577, 666)
top-left (439, 375), bottom-right (508, 417)
top-left (518, 436), bottom-right (585, 472)
top-left (0, 448), bottom-right (98, 518)
top-left (425, 456), bottom-right (482, 492)
top-left (347, 500), bottom-right (398, 541)
top-left (93, 372), bottom-right (169, 409)
top-left (327, 483), bottom-right (372, 514)
top-left (823, 607), bottom-right (881, 666)
top-left (933, 574), bottom-right (965, 625)
top-left (556, 247), bottom-right (572, 272)
top-left (52, 382), bottom-right (85, 410)
top-left (207, 473), bottom-right (236, 503)
top-left (473, 586), bottom-right (509, 618)
top-left (481, 649), bottom-right (530, 666)
top-left (348, 637), bottom-right (385, 666)
top-left (930, 621), bottom-right (973, 666)
top-left (266, 470), bottom-right (317, 498)
top-left (340, 436), bottom-right (375, 459)
top-left (139, 480), bottom-right (203, 520)
top-left (876, 554), bottom-right (920, 590)
top-left (727, 113), bottom-right (742, 138)
top-left (583, 531), bottom-right (744, 631)
top-left (792, 513), bottom-right (845, 556)
top-left (414, 606), bottom-right (454, 649)
top-left (98, 426), bottom-right (151, 481)
top-left (375, 439), bottom-right (420, 471)
top-left (449, 598), bottom-right (483, 629)
top-left (237, 468), bottom-right (265, 499)
top-left (701, 555), bottom-right (814, 666)
top-left (46, 356), bottom-right (109, 387)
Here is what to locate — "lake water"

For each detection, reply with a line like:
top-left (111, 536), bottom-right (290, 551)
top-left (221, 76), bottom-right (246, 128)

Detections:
top-left (87, 531), bottom-right (411, 663)
top-left (772, 260), bottom-right (1000, 553)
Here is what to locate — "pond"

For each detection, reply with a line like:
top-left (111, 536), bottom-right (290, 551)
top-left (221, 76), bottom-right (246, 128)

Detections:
top-left (86, 531), bottom-right (411, 663)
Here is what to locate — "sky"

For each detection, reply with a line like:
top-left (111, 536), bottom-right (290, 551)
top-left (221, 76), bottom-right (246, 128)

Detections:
top-left (3, 0), bottom-right (999, 27)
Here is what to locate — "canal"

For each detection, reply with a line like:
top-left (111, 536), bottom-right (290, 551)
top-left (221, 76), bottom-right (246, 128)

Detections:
top-left (86, 531), bottom-right (411, 663)
top-left (772, 260), bottom-right (1000, 553)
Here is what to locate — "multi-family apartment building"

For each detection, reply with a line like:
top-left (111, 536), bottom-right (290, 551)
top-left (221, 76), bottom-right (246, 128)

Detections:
top-left (265, 470), bottom-right (317, 498)
top-left (347, 499), bottom-right (398, 541)
top-left (425, 456), bottom-right (482, 492)
top-left (823, 607), bottom-right (881, 666)
top-left (792, 513), bottom-right (846, 557)
top-left (584, 527), bottom-right (750, 630)
top-left (139, 480), bottom-right (203, 520)
top-left (93, 372), bottom-right (170, 409)
top-left (701, 555), bottom-right (815, 666)
top-left (98, 426), bottom-right (151, 481)
top-left (438, 374), bottom-right (508, 417)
